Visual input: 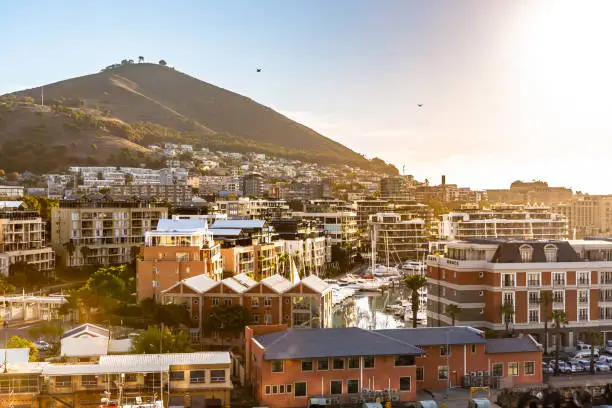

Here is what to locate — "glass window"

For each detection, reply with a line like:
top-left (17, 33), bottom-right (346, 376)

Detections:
top-left (399, 377), bottom-right (411, 391)
top-left (348, 356), bottom-right (360, 369)
top-left (265, 385), bottom-right (271, 395)
top-left (471, 344), bottom-right (477, 353)
top-left (508, 362), bottom-right (519, 376)
top-left (317, 359), bottom-right (329, 370)
top-left (272, 385), bottom-right (278, 394)
top-left (272, 360), bottom-right (284, 373)
top-left (333, 358), bottom-right (344, 370)
top-left (81, 375), bottom-right (97, 386)
top-left (330, 380), bottom-right (342, 395)
top-left (438, 366), bottom-right (448, 380)
top-left (212, 297), bottom-right (219, 306)
top-left (347, 379), bottom-right (359, 394)
top-left (294, 382), bottom-right (307, 397)
top-left (525, 361), bottom-right (535, 375)
top-left (190, 371), bottom-right (205, 383)
top-left (224, 298), bottom-right (232, 306)
top-left (287, 384), bottom-right (292, 394)
top-left (280, 384), bottom-right (285, 394)
top-left (169, 371), bottom-right (184, 381)
top-left (301, 360), bottom-right (313, 372)
top-left (210, 370), bottom-right (225, 383)
top-left (395, 355), bottom-right (415, 366)
top-left (416, 367), bottom-right (424, 382)
top-left (440, 345), bottom-right (449, 356)
top-left (362, 356), bottom-right (375, 369)
top-left (492, 363), bottom-right (503, 377)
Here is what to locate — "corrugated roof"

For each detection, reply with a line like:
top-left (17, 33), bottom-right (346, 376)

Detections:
top-left (209, 228), bottom-right (243, 236)
top-left (232, 273), bottom-right (258, 288)
top-left (300, 275), bottom-right (331, 293)
top-left (212, 219), bottom-right (266, 229)
top-left (376, 327), bottom-right (486, 346)
top-left (163, 274), bottom-right (219, 294)
top-left (255, 328), bottom-right (424, 360)
top-left (0, 348), bottom-right (30, 364)
top-left (43, 352), bottom-right (231, 376)
top-left (156, 219), bottom-right (207, 232)
top-left (222, 277), bottom-right (251, 293)
top-left (0, 201), bottom-right (23, 209)
top-left (486, 337), bottom-right (540, 354)
top-left (62, 323), bottom-right (109, 339)
top-left (261, 274), bottom-right (293, 293)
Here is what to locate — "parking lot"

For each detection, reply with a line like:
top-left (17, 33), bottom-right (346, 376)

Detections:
top-left (543, 342), bottom-right (612, 375)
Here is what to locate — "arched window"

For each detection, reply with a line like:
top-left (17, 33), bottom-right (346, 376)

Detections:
top-left (519, 244), bottom-right (533, 263)
top-left (544, 244), bottom-right (558, 262)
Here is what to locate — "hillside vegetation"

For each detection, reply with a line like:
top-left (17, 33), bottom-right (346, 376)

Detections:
top-left (0, 62), bottom-right (398, 174)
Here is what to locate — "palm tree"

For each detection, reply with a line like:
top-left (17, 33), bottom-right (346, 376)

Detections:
top-left (138, 56), bottom-right (144, 63)
top-left (500, 301), bottom-right (514, 335)
top-left (540, 292), bottom-right (553, 355)
top-left (587, 330), bottom-right (603, 374)
top-left (402, 274), bottom-right (428, 328)
top-left (278, 253), bottom-right (289, 276)
top-left (551, 310), bottom-right (568, 375)
top-left (446, 304), bottom-right (461, 326)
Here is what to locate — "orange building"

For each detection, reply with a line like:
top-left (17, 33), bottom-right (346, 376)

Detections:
top-left (245, 325), bottom-right (543, 408)
top-left (136, 219), bottom-right (222, 302)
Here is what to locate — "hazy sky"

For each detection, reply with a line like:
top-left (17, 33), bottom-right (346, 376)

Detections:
top-left (1, 1), bottom-right (611, 193)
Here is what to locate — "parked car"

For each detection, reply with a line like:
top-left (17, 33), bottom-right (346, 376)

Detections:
top-left (33, 340), bottom-right (51, 351)
top-left (573, 349), bottom-right (600, 359)
top-left (595, 361), bottom-right (611, 372)
top-left (600, 355), bottom-right (612, 364)
top-left (570, 363), bottom-right (585, 373)
top-left (549, 361), bottom-right (572, 373)
top-left (542, 363), bottom-right (554, 374)
top-left (605, 340), bottom-right (612, 355)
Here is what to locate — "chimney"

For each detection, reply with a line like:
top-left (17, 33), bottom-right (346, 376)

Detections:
top-left (441, 175), bottom-right (446, 186)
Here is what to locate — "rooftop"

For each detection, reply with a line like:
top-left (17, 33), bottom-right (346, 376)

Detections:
top-left (211, 219), bottom-right (266, 229)
top-left (254, 327), bottom-right (424, 360)
top-left (163, 274), bottom-right (219, 294)
top-left (300, 274), bottom-right (332, 294)
top-left (62, 323), bottom-right (109, 339)
top-left (485, 336), bottom-right (541, 354)
top-left (155, 219), bottom-right (208, 233)
top-left (376, 326), bottom-right (486, 346)
top-left (260, 274), bottom-right (293, 293)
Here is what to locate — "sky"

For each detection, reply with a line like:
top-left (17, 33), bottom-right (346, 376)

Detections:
top-left (1, 0), bottom-right (612, 193)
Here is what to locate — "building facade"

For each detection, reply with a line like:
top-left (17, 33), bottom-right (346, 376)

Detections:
top-left (242, 173), bottom-right (264, 197)
top-left (368, 213), bottom-right (428, 264)
top-left (112, 184), bottom-right (192, 203)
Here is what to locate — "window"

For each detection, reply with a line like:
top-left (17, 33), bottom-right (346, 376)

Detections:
top-left (190, 371), bottom-right (205, 383)
top-left (438, 366), bottom-right (449, 380)
top-left (578, 271), bottom-right (590, 285)
top-left (363, 356), bottom-right (375, 368)
top-left (529, 310), bottom-right (540, 323)
top-left (330, 380), bottom-right (342, 395)
top-left (265, 385), bottom-right (271, 395)
top-left (169, 371), bottom-right (184, 381)
top-left (272, 360), bottom-right (284, 373)
top-left (301, 360), bottom-right (313, 372)
top-left (416, 367), bottom-right (424, 382)
top-left (528, 291), bottom-right (540, 306)
top-left (544, 244), bottom-right (558, 262)
top-left (395, 355), bottom-right (415, 366)
top-left (399, 377), bottom-right (411, 392)
top-left (287, 384), bottom-right (293, 394)
top-left (223, 298), bottom-right (232, 306)
top-left (264, 314), bottom-right (273, 324)
top-left (280, 384), bottom-right (285, 394)
top-left (253, 313), bottom-right (260, 323)
top-left (442, 270), bottom-right (446, 280)
top-left (492, 363), bottom-right (503, 377)
top-left (440, 345), bottom-right (449, 356)
top-left (272, 385), bottom-right (278, 394)
top-left (471, 344), bottom-right (477, 353)
top-left (519, 244), bottom-right (533, 263)
top-left (81, 375), bottom-right (97, 386)
top-left (552, 272), bottom-right (565, 286)
top-left (212, 297), bottom-right (219, 306)
top-left (347, 379), bottom-right (359, 394)
top-left (152, 280), bottom-right (159, 288)
top-left (264, 297), bottom-right (272, 307)
top-left (251, 297), bottom-right (259, 307)
top-left (317, 359), bottom-right (329, 370)
top-left (508, 362), bottom-right (519, 376)
top-left (578, 289), bottom-right (589, 304)
top-left (294, 382), bottom-right (307, 397)
top-left (528, 272), bottom-right (540, 286)
top-left (502, 273), bottom-right (515, 287)
top-left (579, 308), bottom-right (589, 321)
top-left (525, 361), bottom-right (535, 375)
top-left (479, 271), bottom-right (484, 278)
top-left (125, 373), bottom-right (137, 383)
top-left (333, 358), bottom-right (345, 370)
top-left (348, 356), bottom-right (360, 369)
top-left (210, 370), bottom-right (226, 383)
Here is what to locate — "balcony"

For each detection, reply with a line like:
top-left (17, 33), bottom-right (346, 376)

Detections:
top-left (528, 297), bottom-right (541, 306)
top-left (577, 278), bottom-right (590, 286)
top-left (528, 280), bottom-right (541, 287)
top-left (502, 279), bottom-right (515, 288)
top-left (552, 279), bottom-right (565, 287)
top-left (553, 300), bottom-right (564, 309)
top-left (578, 297), bottom-right (589, 305)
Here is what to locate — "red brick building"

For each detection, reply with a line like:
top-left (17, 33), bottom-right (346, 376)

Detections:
top-left (245, 325), bottom-right (543, 408)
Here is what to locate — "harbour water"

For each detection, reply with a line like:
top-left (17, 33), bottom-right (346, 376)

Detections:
top-left (332, 286), bottom-right (411, 329)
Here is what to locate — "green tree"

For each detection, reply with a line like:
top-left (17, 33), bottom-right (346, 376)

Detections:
top-left (0, 169), bottom-right (5, 177)
top-left (28, 321), bottom-right (64, 344)
top-left (446, 304), bottom-right (461, 326)
top-left (8, 262), bottom-right (46, 289)
top-left (159, 59), bottom-right (167, 66)
top-left (500, 301), bottom-right (514, 335)
top-left (131, 326), bottom-right (192, 354)
top-left (156, 303), bottom-right (192, 328)
top-left (551, 310), bottom-right (568, 375)
top-left (539, 291), bottom-right (553, 355)
top-left (7, 336), bottom-right (38, 362)
top-left (401, 274), bottom-right (428, 328)
top-left (138, 56), bottom-right (144, 63)
top-left (6, 172), bottom-right (19, 182)
top-left (202, 304), bottom-right (252, 343)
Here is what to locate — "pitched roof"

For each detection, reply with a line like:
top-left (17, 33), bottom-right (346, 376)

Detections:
top-left (232, 273), bottom-right (258, 288)
top-left (486, 336), bottom-right (541, 354)
top-left (376, 327), bottom-right (486, 346)
top-left (61, 323), bottom-right (109, 339)
top-left (162, 274), bottom-right (219, 294)
top-left (255, 327), bottom-right (424, 360)
top-left (489, 241), bottom-right (580, 263)
top-left (212, 219), bottom-right (266, 229)
top-left (222, 273), bottom-right (258, 293)
top-left (300, 274), bottom-right (331, 294)
top-left (261, 274), bottom-right (293, 293)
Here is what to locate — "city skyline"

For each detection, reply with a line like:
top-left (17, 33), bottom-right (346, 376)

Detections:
top-left (2, 1), bottom-right (611, 193)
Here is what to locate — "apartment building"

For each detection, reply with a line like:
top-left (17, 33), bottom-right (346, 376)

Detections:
top-left (0, 186), bottom-right (24, 199)
top-left (112, 184), bottom-right (192, 203)
top-left (242, 173), bottom-right (264, 197)
top-left (290, 211), bottom-right (358, 251)
top-left (51, 194), bottom-right (168, 267)
top-left (368, 213), bottom-right (428, 264)
top-left (439, 204), bottom-right (569, 241)
top-left (137, 219), bottom-right (223, 301)
top-left (487, 180), bottom-right (572, 205)
top-left (199, 175), bottom-right (241, 196)
top-left (2, 351), bottom-right (232, 408)
top-left (427, 239), bottom-right (612, 346)
top-left (245, 325), bottom-right (542, 408)
top-left (555, 195), bottom-right (612, 237)
top-left (283, 236), bottom-right (330, 274)
top-left (215, 198), bottom-right (290, 221)
top-left (380, 177), bottom-right (413, 200)
top-left (0, 201), bottom-right (55, 274)
top-left (162, 273), bottom-right (333, 330)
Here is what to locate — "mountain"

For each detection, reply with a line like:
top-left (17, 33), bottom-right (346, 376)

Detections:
top-left (0, 62), bottom-right (397, 174)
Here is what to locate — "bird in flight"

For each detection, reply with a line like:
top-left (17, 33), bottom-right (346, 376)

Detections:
top-left (256, 68), bottom-right (262, 72)
top-left (417, 104), bottom-right (423, 107)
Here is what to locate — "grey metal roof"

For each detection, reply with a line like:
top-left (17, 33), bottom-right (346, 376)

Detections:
top-left (212, 219), bottom-right (266, 229)
top-left (209, 228), bottom-right (243, 236)
top-left (255, 328), bottom-right (424, 360)
top-left (376, 327), bottom-right (486, 346)
top-left (485, 337), bottom-right (540, 354)
top-left (156, 219), bottom-right (207, 232)
top-left (62, 323), bottom-right (109, 339)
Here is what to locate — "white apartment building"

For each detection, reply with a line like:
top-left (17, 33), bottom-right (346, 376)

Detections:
top-left (282, 236), bottom-right (330, 274)
top-left (368, 213), bottom-right (428, 264)
top-left (215, 198), bottom-right (290, 221)
top-left (0, 186), bottom-right (24, 199)
top-left (439, 204), bottom-right (569, 241)
top-left (290, 211), bottom-right (359, 258)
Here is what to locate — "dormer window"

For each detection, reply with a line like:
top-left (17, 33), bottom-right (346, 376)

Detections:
top-left (519, 244), bottom-right (533, 263)
top-left (544, 244), bottom-right (558, 263)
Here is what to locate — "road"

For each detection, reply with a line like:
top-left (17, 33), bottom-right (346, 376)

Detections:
top-left (0, 320), bottom-right (56, 346)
